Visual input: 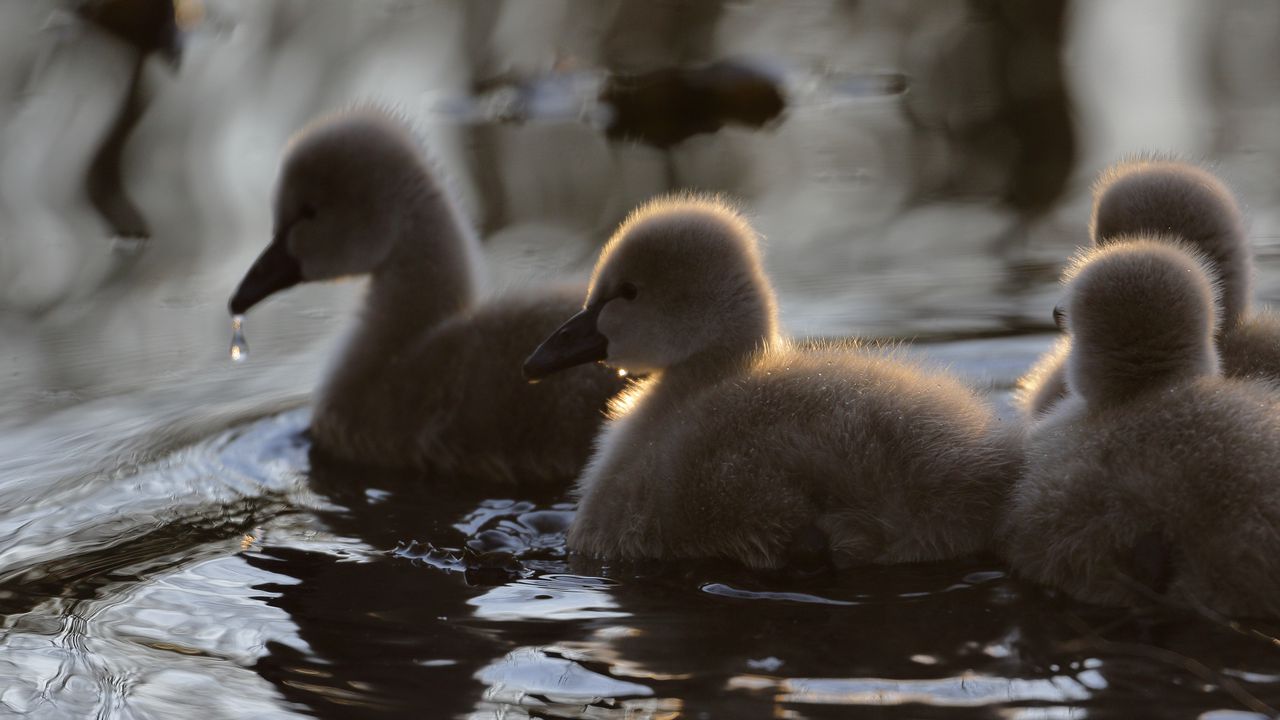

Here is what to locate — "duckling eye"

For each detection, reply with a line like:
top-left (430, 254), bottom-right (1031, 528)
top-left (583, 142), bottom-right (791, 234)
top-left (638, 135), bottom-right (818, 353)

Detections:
top-left (1052, 305), bottom-right (1066, 330)
top-left (618, 282), bottom-right (638, 301)
top-left (299, 202), bottom-right (318, 220)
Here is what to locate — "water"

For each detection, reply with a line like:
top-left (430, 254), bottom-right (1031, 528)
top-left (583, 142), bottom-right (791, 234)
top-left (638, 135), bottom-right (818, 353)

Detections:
top-left (3, 1), bottom-right (1280, 718)
top-left (230, 315), bottom-right (248, 363)
top-left (6, 341), bottom-right (1280, 718)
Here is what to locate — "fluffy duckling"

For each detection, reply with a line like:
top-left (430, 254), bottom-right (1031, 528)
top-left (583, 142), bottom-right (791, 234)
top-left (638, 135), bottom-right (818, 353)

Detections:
top-left (229, 109), bottom-right (624, 484)
top-left (1016, 158), bottom-right (1280, 417)
top-left (524, 197), bottom-right (1020, 569)
top-left (1002, 239), bottom-right (1280, 618)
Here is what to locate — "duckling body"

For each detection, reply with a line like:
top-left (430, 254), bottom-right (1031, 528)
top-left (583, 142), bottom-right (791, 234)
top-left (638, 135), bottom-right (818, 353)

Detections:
top-left (311, 288), bottom-right (623, 484)
top-left (1008, 382), bottom-right (1280, 617)
top-left (1016, 159), bottom-right (1279, 417)
top-left (1003, 240), bottom-right (1280, 617)
top-left (525, 197), bottom-right (1019, 569)
top-left (230, 109), bottom-right (623, 484)
top-left (572, 342), bottom-right (1018, 568)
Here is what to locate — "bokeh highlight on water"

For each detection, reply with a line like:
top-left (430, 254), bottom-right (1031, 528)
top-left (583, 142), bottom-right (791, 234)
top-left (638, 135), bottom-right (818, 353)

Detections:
top-left (2, 1), bottom-right (1280, 717)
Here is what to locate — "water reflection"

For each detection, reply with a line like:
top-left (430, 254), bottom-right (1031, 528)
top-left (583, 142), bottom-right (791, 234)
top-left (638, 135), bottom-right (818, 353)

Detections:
top-left (477, 646), bottom-right (655, 707)
top-left (0, 522), bottom-right (308, 718)
top-left (248, 544), bottom-right (499, 718)
top-left (468, 575), bottom-right (626, 622)
top-left (242, 449), bottom-right (567, 718)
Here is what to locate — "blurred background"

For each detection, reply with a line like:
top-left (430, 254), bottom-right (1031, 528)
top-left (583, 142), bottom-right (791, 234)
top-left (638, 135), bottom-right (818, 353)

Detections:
top-left (2, 0), bottom-right (1279, 431)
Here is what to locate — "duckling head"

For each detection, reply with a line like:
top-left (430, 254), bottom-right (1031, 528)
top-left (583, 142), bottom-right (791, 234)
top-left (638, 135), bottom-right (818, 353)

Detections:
top-left (524, 196), bottom-right (778, 380)
top-left (1091, 158), bottom-right (1250, 325)
top-left (1062, 238), bottom-right (1221, 405)
top-left (229, 109), bottom-right (434, 315)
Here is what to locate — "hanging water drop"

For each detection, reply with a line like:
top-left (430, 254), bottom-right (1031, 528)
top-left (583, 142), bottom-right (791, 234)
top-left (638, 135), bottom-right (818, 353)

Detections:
top-left (229, 314), bottom-right (249, 362)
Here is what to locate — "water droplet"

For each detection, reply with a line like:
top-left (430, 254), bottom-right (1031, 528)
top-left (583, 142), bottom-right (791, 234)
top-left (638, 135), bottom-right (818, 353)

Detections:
top-left (229, 314), bottom-right (249, 363)
top-left (617, 368), bottom-right (628, 378)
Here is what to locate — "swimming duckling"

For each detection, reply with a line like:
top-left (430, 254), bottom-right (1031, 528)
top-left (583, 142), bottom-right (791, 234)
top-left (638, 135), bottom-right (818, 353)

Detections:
top-left (524, 196), bottom-right (1020, 569)
top-left (1002, 239), bottom-right (1280, 618)
top-left (229, 109), bottom-right (624, 484)
top-left (1016, 158), bottom-right (1280, 417)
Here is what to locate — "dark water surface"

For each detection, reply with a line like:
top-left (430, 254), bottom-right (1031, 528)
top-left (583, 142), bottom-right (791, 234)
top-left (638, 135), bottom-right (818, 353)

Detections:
top-left (4, 1), bottom-right (1280, 718)
top-left (7, 345), bottom-right (1280, 719)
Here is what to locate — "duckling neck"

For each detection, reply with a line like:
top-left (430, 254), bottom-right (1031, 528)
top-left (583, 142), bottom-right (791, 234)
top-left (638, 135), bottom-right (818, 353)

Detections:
top-left (363, 190), bottom-right (486, 345)
top-left (1075, 343), bottom-right (1219, 407)
top-left (652, 331), bottom-right (783, 401)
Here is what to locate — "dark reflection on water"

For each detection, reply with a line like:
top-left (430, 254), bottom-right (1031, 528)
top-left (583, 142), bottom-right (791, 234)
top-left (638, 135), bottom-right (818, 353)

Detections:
top-left (4, 0), bottom-right (1280, 717)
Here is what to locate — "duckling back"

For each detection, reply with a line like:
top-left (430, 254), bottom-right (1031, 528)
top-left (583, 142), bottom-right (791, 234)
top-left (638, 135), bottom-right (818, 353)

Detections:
top-left (1006, 378), bottom-right (1280, 617)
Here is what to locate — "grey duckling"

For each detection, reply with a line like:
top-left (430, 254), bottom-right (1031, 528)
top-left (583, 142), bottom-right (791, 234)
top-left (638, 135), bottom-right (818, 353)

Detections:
top-left (525, 196), bottom-right (1020, 569)
top-left (1002, 239), bottom-right (1280, 618)
top-left (229, 109), bottom-right (624, 484)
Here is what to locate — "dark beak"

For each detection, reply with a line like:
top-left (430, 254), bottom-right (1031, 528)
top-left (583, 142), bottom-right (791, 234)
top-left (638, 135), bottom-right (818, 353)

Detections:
top-left (523, 304), bottom-right (609, 382)
top-left (228, 238), bottom-right (303, 315)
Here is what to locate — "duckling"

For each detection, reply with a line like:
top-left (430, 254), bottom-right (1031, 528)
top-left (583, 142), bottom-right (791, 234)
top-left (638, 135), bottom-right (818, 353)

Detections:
top-left (1002, 239), bottom-right (1280, 618)
top-left (1016, 158), bottom-right (1280, 417)
top-left (523, 196), bottom-right (1020, 569)
top-left (228, 109), bottom-right (624, 484)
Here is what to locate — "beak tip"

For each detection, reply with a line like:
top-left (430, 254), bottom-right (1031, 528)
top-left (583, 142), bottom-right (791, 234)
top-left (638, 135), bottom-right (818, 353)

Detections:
top-left (228, 287), bottom-right (258, 316)
top-left (521, 359), bottom-right (546, 384)
top-left (228, 240), bottom-right (304, 317)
